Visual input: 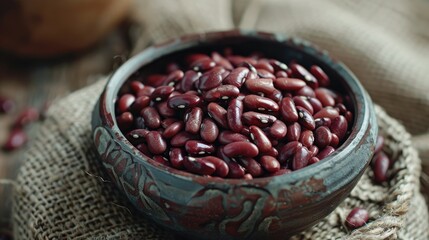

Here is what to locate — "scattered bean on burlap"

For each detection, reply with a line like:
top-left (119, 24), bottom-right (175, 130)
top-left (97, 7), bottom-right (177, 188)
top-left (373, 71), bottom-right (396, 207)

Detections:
top-left (13, 0), bottom-right (429, 239)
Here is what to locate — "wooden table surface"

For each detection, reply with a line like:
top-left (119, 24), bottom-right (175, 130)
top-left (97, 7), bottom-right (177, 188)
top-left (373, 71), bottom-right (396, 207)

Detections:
top-left (0, 28), bottom-right (131, 233)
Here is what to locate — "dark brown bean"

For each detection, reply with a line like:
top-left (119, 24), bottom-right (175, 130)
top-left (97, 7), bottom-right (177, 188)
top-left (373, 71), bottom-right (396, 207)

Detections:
top-left (310, 65), bottom-right (330, 87)
top-left (317, 146), bottom-right (335, 160)
top-left (183, 156), bottom-right (216, 175)
top-left (146, 131), bottom-right (167, 154)
top-left (293, 96), bottom-right (314, 115)
top-left (330, 134), bottom-right (340, 147)
top-left (297, 107), bottom-right (315, 130)
top-left (166, 62), bottom-right (181, 73)
top-left (140, 107), bottom-right (161, 129)
top-left (150, 86), bottom-right (175, 102)
top-left (243, 95), bottom-right (279, 112)
top-left (295, 85), bottom-right (316, 98)
top-left (260, 155), bottom-right (280, 173)
top-left (13, 108), bottom-right (40, 128)
top-left (218, 131), bottom-right (249, 144)
top-left (137, 86), bottom-right (155, 97)
top-left (163, 121), bottom-right (184, 139)
top-left (217, 147), bottom-right (246, 178)
top-left (278, 141), bottom-right (302, 164)
top-left (280, 97), bottom-right (298, 123)
top-left (242, 111), bottom-right (277, 128)
top-left (286, 122), bottom-right (301, 142)
top-left (245, 78), bottom-right (275, 95)
top-left (180, 70), bottom-right (201, 92)
top-left (315, 117), bottom-right (332, 128)
top-left (170, 131), bottom-right (199, 147)
top-left (292, 146), bottom-right (311, 170)
top-left (198, 67), bottom-right (225, 90)
top-left (202, 156), bottom-right (229, 177)
top-left (169, 148), bottom-right (185, 169)
top-left (163, 70), bottom-right (184, 87)
top-left (167, 94), bottom-right (201, 109)
top-left (269, 120), bottom-right (287, 139)
top-left (314, 126), bottom-right (332, 149)
top-left (200, 118), bottom-right (219, 143)
top-left (185, 140), bottom-right (215, 155)
top-left (345, 208), bottom-right (369, 229)
top-left (314, 107), bottom-right (339, 119)
top-left (274, 78), bottom-right (306, 91)
top-left (129, 81), bottom-right (145, 94)
top-left (290, 63), bottom-right (318, 89)
top-left (345, 111), bottom-right (354, 124)
top-left (249, 125), bottom-right (272, 153)
top-left (375, 135), bottom-right (385, 153)
top-left (223, 142), bottom-right (259, 158)
top-left (2, 128), bottom-right (27, 151)
top-left (184, 107), bottom-right (203, 134)
top-left (186, 53), bottom-right (210, 65)
top-left (0, 96), bottom-right (15, 114)
top-left (299, 130), bottom-right (314, 148)
top-left (127, 129), bottom-right (149, 143)
top-left (136, 143), bottom-right (152, 157)
top-left (223, 67), bottom-right (249, 87)
top-left (156, 101), bottom-right (176, 118)
top-left (238, 158), bottom-right (263, 177)
top-left (117, 112), bottom-right (134, 131)
top-left (315, 88), bottom-right (336, 107)
top-left (207, 102), bottom-right (229, 129)
top-left (372, 152), bottom-right (390, 183)
top-left (203, 85), bottom-right (240, 101)
top-left (145, 74), bottom-right (165, 88)
top-left (269, 59), bottom-right (288, 72)
top-left (330, 116), bottom-right (348, 141)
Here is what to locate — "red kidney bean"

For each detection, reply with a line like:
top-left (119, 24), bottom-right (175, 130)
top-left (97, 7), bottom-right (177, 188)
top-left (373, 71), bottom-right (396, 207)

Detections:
top-left (198, 67), bottom-right (225, 90)
top-left (278, 141), bottom-right (302, 164)
top-left (260, 155), bottom-right (280, 173)
top-left (314, 126), bottom-right (332, 149)
top-left (167, 94), bottom-right (201, 109)
top-left (238, 61), bottom-right (258, 74)
top-left (297, 107), bottom-right (315, 130)
top-left (2, 128), bottom-right (27, 151)
top-left (274, 78), bottom-right (306, 91)
top-left (345, 111), bottom-right (353, 124)
top-left (145, 74), bottom-right (166, 88)
top-left (307, 97), bottom-right (323, 113)
top-left (330, 134), bottom-right (340, 147)
top-left (153, 155), bottom-right (170, 166)
top-left (309, 145), bottom-right (319, 157)
top-left (286, 122), bottom-right (301, 142)
top-left (345, 208), bottom-right (369, 229)
top-left (169, 148), bottom-right (185, 169)
top-left (245, 78), bottom-right (275, 95)
top-left (191, 58), bottom-right (216, 72)
top-left (212, 52), bottom-right (234, 69)
top-left (184, 107), bottom-right (203, 134)
top-left (117, 112), bottom-right (134, 131)
top-left (335, 103), bottom-right (347, 115)
top-left (13, 107), bottom-right (40, 128)
top-left (163, 70), bottom-right (184, 87)
top-left (179, 70), bottom-right (201, 92)
top-left (203, 85), bottom-right (240, 101)
top-left (140, 107), bottom-right (161, 129)
top-left (170, 131), bottom-right (199, 147)
top-left (308, 157), bottom-right (320, 165)
top-left (146, 131), bottom-right (167, 155)
top-left (315, 88), bottom-right (336, 107)
top-left (299, 130), bottom-right (314, 148)
top-left (314, 107), bottom-right (340, 119)
top-left (156, 101), bottom-right (176, 118)
top-left (127, 129), bottom-right (149, 142)
top-left (130, 96), bottom-right (150, 113)
top-left (275, 71), bottom-right (288, 78)
top-left (217, 147), bottom-right (246, 178)
top-left (129, 81), bottom-right (145, 94)
top-left (185, 140), bottom-right (215, 155)
top-left (223, 142), bottom-right (259, 158)
top-left (243, 95), bottom-right (279, 112)
top-left (242, 111), bottom-right (277, 128)
top-left (330, 116), bottom-right (348, 141)
top-left (150, 86), bottom-right (175, 102)
top-left (310, 65), bottom-right (330, 87)
top-left (372, 152), bottom-right (389, 183)
top-left (266, 89), bottom-right (283, 103)
top-left (249, 125), bottom-right (272, 153)
top-left (265, 147), bottom-right (279, 157)
top-left (243, 173), bottom-right (253, 180)
top-left (223, 67), bottom-right (249, 87)
top-left (238, 158), bottom-right (263, 177)
top-left (375, 135), bottom-right (385, 153)
top-left (280, 97), bottom-right (298, 123)
top-left (254, 60), bottom-right (274, 73)
top-left (267, 168), bottom-right (292, 177)
top-left (0, 96), bottom-right (15, 114)
top-left (293, 146), bottom-right (311, 170)
top-left (295, 85), bottom-right (316, 98)
top-left (163, 121), bottom-right (184, 139)
top-left (202, 156), bottom-right (229, 177)
top-left (186, 53), bottom-right (210, 65)
top-left (269, 59), bottom-right (288, 72)
top-left (315, 117), bottom-right (332, 128)
top-left (207, 102), bottom-right (229, 129)
top-left (293, 96), bottom-right (314, 115)
top-left (161, 118), bottom-right (178, 128)
top-left (136, 143), bottom-right (152, 157)
top-left (290, 63), bottom-right (318, 89)
top-left (183, 156), bottom-right (216, 175)
top-left (257, 69), bottom-right (275, 79)
top-left (166, 62), bottom-right (181, 73)
top-left (269, 120), bottom-right (287, 139)
top-left (200, 118), bottom-right (219, 143)
top-left (317, 146), bottom-right (335, 160)
top-left (226, 99), bottom-right (244, 133)
top-left (218, 131), bottom-right (249, 144)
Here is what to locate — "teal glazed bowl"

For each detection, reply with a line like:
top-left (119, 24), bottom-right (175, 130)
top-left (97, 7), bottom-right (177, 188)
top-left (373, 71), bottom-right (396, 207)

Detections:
top-left (91, 30), bottom-right (378, 239)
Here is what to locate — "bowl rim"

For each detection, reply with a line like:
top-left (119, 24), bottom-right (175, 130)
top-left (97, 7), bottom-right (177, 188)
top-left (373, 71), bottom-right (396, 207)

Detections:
top-left (99, 29), bottom-right (374, 186)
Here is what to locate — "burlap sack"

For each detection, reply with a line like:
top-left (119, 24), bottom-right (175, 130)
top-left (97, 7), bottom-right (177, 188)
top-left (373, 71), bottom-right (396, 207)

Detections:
top-left (12, 77), bottom-right (428, 239)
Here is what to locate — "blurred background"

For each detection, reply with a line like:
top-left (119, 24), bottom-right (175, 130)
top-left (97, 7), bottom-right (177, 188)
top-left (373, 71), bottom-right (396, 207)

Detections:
top-left (0, 0), bottom-right (428, 238)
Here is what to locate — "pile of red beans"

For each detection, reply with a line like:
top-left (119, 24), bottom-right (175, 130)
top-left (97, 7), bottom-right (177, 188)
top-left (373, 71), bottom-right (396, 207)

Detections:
top-left (116, 50), bottom-right (354, 179)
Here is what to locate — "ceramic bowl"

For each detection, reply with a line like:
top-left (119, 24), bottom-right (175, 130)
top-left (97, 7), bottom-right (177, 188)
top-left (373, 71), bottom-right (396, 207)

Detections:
top-left (91, 30), bottom-right (378, 239)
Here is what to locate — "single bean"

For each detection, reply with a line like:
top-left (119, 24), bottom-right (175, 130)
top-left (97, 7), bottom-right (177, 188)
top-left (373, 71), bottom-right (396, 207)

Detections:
top-left (244, 173), bottom-right (253, 180)
top-left (293, 96), bottom-right (314, 115)
top-left (200, 118), bottom-right (219, 143)
top-left (180, 70), bottom-right (201, 92)
top-left (163, 121), bottom-right (184, 139)
top-left (266, 89), bottom-right (283, 104)
top-left (186, 53), bottom-right (210, 65)
top-left (227, 99), bottom-right (244, 133)
top-left (170, 131), bottom-right (200, 147)
top-left (307, 97), bottom-right (323, 113)
top-left (203, 85), bottom-right (240, 101)
top-left (163, 70), bottom-right (184, 87)
top-left (275, 71), bottom-right (288, 78)
top-left (309, 145), bottom-right (319, 157)
top-left (317, 146), bottom-right (335, 160)
top-left (269, 120), bottom-right (287, 139)
top-left (297, 107), bottom-right (315, 130)
top-left (330, 134), bottom-right (340, 147)
top-left (218, 131), bottom-right (249, 145)
top-left (137, 86), bottom-right (155, 97)
top-left (169, 148), bottom-right (185, 169)
top-left (372, 152), bottom-right (390, 183)
top-left (315, 88), bottom-right (336, 107)
top-left (135, 143), bottom-right (152, 157)
top-left (153, 155), bottom-right (170, 166)
top-left (117, 112), bottom-right (134, 131)
top-left (274, 78), bottom-right (306, 91)
top-left (161, 118), bottom-right (178, 128)
top-left (295, 85), bottom-right (316, 98)
top-left (212, 52), bottom-right (234, 69)
top-left (245, 78), bottom-right (275, 95)
top-left (238, 158), bottom-right (263, 177)
top-left (260, 155), bottom-right (280, 173)
top-left (257, 69), bottom-right (276, 79)
top-left (150, 86), bottom-right (175, 102)
top-left (254, 60), bottom-right (274, 73)
top-left (265, 147), bottom-right (279, 157)
top-left (127, 129), bottom-right (149, 143)
top-left (145, 74), bottom-right (166, 88)
top-left (156, 101), bottom-right (176, 118)
top-left (167, 94), bottom-right (201, 109)
top-left (335, 103), bottom-right (347, 115)
top-left (345, 208), bottom-right (369, 229)
top-left (198, 67), bottom-right (225, 90)
top-left (223, 142), bottom-right (259, 158)
top-left (130, 96), bottom-right (150, 113)
top-left (330, 115), bottom-right (348, 141)
top-left (314, 107), bottom-right (340, 119)
top-left (2, 128), bottom-right (27, 151)
top-left (290, 63), bottom-right (318, 89)
top-left (314, 126), bottom-right (332, 149)
top-left (280, 97), bottom-right (298, 122)
top-left (217, 147), bottom-right (245, 178)
top-left (207, 102), bottom-right (229, 129)
top-left (223, 67), bottom-right (249, 87)
top-left (299, 130), bottom-right (314, 148)
top-left (146, 131), bottom-right (167, 155)
top-left (242, 111), bottom-right (277, 128)
top-left (292, 146), bottom-right (312, 170)
top-left (375, 135), bottom-right (385, 153)
top-left (202, 156), bottom-right (229, 177)
top-left (117, 94), bottom-right (136, 113)
top-left (243, 95), bottom-right (279, 112)
top-left (129, 81), bottom-right (145, 94)
top-left (285, 122), bottom-right (301, 142)
top-left (140, 107), bottom-right (161, 129)
top-left (345, 111), bottom-right (354, 124)
top-left (269, 59), bottom-right (288, 72)
top-left (185, 107), bottom-right (203, 134)
top-left (308, 157), bottom-right (320, 165)
top-left (278, 141), bottom-right (302, 164)
top-left (185, 140), bottom-right (215, 155)
top-left (191, 58), bottom-right (216, 72)
top-left (249, 125), bottom-right (272, 153)
top-left (183, 157), bottom-right (216, 175)
top-left (238, 61), bottom-right (258, 74)
top-left (310, 65), bottom-right (330, 87)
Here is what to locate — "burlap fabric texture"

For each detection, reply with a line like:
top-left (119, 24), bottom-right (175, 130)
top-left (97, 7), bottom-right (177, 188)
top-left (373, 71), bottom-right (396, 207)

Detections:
top-left (12, 78), bottom-right (429, 239)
